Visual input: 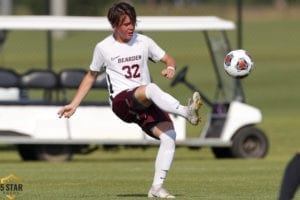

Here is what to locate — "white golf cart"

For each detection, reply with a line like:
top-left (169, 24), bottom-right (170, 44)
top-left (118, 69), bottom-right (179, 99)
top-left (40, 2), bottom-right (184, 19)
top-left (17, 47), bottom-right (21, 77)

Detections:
top-left (0, 16), bottom-right (268, 161)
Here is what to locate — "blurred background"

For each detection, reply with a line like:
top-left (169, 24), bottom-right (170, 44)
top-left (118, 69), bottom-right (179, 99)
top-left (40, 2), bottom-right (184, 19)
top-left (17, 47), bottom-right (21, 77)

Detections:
top-left (0, 2), bottom-right (299, 199)
top-left (0, 0), bottom-right (297, 16)
top-left (0, 0), bottom-right (299, 158)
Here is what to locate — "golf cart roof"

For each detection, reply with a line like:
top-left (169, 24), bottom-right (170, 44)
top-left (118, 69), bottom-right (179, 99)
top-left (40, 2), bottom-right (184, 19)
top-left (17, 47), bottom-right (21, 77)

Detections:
top-left (0, 16), bottom-right (235, 31)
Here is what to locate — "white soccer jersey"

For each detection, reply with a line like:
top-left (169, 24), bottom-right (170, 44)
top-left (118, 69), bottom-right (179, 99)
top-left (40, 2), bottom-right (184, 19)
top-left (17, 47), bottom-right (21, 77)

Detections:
top-left (89, 33), bottom-right (165, 98)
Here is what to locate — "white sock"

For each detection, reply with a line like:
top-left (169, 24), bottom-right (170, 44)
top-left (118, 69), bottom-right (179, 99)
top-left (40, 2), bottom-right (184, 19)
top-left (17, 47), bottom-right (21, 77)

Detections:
top-left (145, 83), bottom-right (187, 118)
top-left (152, 130), bottom-right (176, 187)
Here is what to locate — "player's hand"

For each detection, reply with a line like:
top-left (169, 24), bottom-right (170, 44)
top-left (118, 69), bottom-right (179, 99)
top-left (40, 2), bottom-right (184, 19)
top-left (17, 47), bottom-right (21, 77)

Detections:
top-left (57, 104), bottom-right (76, 118)
top-left (161, 67), bottom-right (175, 79)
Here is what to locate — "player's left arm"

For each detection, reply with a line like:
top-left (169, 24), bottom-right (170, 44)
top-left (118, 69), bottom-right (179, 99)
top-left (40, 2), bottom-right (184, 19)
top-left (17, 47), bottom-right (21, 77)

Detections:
top-left (160, 53), bottom-right (176, 79)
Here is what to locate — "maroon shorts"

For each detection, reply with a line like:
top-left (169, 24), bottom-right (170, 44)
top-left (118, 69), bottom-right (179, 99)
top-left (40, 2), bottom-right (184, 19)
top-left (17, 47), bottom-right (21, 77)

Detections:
top-left (111, 87), bottom-right (171, 139)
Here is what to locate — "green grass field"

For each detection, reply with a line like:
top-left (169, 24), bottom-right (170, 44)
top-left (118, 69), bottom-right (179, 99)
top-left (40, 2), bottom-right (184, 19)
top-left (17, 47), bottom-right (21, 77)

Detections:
top-left (1, 6), bottom-right (300, 200)
top-left (0, 147), bottom-right (291, 199)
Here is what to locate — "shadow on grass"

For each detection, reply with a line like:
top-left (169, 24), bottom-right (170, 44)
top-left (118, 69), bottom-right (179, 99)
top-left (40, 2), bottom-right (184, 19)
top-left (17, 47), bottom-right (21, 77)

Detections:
top-left (73, 157), bottom-right (156, 163)
top-left (117, 194), bottom-right (147, 198)
top-left (117, 193), bottom-right (183, 198)
top-left (0, 144), bottom-right (216, 163)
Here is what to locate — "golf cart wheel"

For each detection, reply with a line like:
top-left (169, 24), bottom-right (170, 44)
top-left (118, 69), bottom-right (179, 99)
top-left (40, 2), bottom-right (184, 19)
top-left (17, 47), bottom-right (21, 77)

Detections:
top-left (35, 145), bottom-right (73, 161)
top-left (231, 126), bottom-right (268, 158)
top-left (17, 145), bottom-right (38, 161)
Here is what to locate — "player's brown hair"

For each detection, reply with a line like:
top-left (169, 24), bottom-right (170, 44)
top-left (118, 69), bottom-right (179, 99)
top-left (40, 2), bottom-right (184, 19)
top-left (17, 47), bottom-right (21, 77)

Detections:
top-left (107, 2), bottom-right (136, 27)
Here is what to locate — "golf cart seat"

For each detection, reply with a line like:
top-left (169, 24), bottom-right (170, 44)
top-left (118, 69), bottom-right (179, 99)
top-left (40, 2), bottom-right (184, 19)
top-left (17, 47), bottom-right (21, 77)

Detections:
top-left (0, 68), bottom-right (21, 101)
top-left (0, 68), bottom-right (20, 87)
top-left (59, 69), bottom-right (86, 89)
top-left (21, 70), bottom-right (58, 89)
top-left (19, 70), bottom-right (58, 103)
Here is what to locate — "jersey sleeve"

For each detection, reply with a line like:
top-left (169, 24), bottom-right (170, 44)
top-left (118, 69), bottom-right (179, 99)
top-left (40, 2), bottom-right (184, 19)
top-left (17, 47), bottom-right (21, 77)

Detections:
top-left (147, 36), bottom-right (166, 63)
top-left (89, 44), bottom-right (105, 72)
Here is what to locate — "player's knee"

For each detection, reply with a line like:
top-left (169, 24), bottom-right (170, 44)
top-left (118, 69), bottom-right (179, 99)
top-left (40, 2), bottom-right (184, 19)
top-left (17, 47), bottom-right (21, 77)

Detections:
top-left (159, 130), bottom-right (176, 154)
top-left (148, 82), bottom-right (158, 89)
top-left (145, 83), bottom-right (159, 99)
top-left (164, 129), bottom-right (176, 141)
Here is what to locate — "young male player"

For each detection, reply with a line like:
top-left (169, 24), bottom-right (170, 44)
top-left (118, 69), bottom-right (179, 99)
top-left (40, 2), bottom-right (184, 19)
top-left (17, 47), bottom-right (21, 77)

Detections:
top-left (58, 2), bottom-right (202, 198)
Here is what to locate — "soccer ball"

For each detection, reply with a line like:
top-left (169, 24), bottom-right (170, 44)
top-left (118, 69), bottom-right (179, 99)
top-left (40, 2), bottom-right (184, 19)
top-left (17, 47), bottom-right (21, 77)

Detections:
top-left (223, 49), bottom-right (254, 78)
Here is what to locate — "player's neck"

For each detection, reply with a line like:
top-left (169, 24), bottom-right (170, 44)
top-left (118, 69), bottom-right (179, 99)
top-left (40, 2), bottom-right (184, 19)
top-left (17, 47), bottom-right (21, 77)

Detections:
top-left (113, 32), bottom-right (132, 44)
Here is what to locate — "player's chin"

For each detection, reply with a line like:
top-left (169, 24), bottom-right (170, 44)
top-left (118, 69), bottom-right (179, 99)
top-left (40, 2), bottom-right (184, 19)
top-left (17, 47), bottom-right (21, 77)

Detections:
top-left (127, 32), bottom-right (133, 38)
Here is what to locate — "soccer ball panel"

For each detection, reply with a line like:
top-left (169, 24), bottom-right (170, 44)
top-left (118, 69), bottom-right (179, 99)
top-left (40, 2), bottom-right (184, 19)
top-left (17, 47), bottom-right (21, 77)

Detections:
top-left (223, 49), bottom-right (254, 78)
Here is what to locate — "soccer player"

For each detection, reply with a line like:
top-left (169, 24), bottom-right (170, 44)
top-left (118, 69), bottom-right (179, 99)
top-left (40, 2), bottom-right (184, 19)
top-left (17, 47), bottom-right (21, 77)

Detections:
top-left (58, 2), bottom-right (202, 198)
top-left (278, 153), bottom-right (300, 200)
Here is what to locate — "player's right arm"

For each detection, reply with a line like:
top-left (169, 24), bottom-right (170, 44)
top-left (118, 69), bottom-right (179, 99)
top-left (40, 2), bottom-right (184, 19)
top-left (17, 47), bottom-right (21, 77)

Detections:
top-left (160, 53), bottom-right (176, 79)
top-left (58, 70), bottom-right (98, 118)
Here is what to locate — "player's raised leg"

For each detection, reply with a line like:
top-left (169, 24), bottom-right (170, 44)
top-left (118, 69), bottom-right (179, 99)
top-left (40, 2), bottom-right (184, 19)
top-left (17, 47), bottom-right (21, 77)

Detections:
top-left (186, 91), bottom-right (202, 125)
top-left (144, 83), bottom-right (203, 125)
